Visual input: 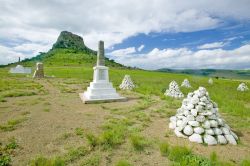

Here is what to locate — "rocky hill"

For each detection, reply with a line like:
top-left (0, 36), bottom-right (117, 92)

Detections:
top-left (52, 31), bottom-right (96, 54)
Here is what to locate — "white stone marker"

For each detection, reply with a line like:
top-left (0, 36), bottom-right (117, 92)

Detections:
top-left (119, 75), bottom-right (135, 90)
top-left (169, 87), bottom-right (238, 145)
top-left (79, 41), bottom-right (126, 103)
top-left (181, 79), bottom-right (191, 88)
top-left (33, 62), bottom-right (44, 78)
top-left (164, 81), bottom-right (184, 98)
top-left (237, 83), bottom-right (248, 92)
top-left (9, 65), bottom-right (31, 74)
top-left (208, 78), bottom-right (213, 84)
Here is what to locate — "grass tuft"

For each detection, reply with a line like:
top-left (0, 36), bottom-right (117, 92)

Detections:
top-left (115, 160), bottom-right (132, 166)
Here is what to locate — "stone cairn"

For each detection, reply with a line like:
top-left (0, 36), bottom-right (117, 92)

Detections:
top-left (33, 62), bottom-right (44, 78)
top-left (237, 83), bottom-right (249, 92)
top-left (169, 87), bottom-right (238, 145)
top-left (208, 78), bottom-right (213, 84)
top-left (164, 81), bottom-right (184, 98)
top-left (181, 79), bottom-right (191, 88)
top-left (119, 75), bottom-right (136, 90)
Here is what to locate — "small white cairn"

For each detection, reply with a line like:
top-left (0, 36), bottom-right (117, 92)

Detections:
top-left (119, 75), bottom-right (135, 90)
top-left (181, 79), bottom-right (191, 88)
top-left (164, 81), bottom-right (184, 98)
top-left (237, 83), bottom-right (248, 92)
top-left (208, 78), bottom-right (213, 84)
top-left (169, 87), bottom-right (238, 145)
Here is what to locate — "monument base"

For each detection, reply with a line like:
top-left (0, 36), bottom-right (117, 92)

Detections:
top-left (79, 93), bottom-right (126, 104)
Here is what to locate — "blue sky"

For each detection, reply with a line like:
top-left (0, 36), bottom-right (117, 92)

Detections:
top-left (0, 0), bottom-right (250, 69)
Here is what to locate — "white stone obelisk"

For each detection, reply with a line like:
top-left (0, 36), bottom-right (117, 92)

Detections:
top-left (79, 41), bottom-right (126, 103)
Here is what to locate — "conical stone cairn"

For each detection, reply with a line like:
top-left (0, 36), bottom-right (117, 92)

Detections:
top-left (119, 75), bottom-right (135, 90)
top-left (181, 79), bottom-right (191, 88)
top-left (237, 83), bottom-right (248, 92)
top-left (208, 78), bottom-right (213, 84)
top-left (169, 87), bottom-right (238, 145)
top-left (164, 81), bottom-right (184, 98)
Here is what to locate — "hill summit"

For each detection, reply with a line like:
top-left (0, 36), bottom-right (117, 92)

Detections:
top-left (52, 31), bottom-right (96, 54)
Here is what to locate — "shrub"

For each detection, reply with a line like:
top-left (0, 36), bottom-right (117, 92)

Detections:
top-left (0, 155), bottom-right (11, 166)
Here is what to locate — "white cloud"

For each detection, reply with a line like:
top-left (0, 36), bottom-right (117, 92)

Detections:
top-left (109, 47), bottom-right (136, 57)
top-left (197, 42), bottom-right (226, 49)
top-left (111, 44), bottom-right (250, 70)
top-left (0, 0), bottom-right (250, 65)
top-left (137, 45), bottom-right (145, 52)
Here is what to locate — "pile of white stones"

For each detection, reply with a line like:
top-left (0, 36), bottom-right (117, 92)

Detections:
top-left (181, 79), bottom-right (191, 88)
top-left (237, 83), bottom-right (248, 92)
top-left (164, 81), bottom-right (184, 98)
top-left (208, 78), bottom-right (213, 84)
top-left (169, 87), bottom-right (238, 145)
top-left (119, 75), bottom-right (135, 90)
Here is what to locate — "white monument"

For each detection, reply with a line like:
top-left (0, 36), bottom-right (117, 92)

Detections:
top-left (119, 75), bottom-right (136, 90)
top-left (9, 65), bottom-right (32, 74)
top-left (79, 41), bottom-right (126, 103)
top-left (33, 62), bottom-right (44, 78)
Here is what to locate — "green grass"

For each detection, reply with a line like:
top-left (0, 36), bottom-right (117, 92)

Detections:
top-left (81, 155), bottom-right (100, 166)
top-left (159, 142), bottom-right (170, 157)
top-left (129, 134), bottom-right (149, 151)
top-left (85, 133), bottom-right (99, 149)
top-left (0, 138), bottom-right (18, 166)
top-left (75, 127), bottom-right (84, 136)
top-left (115, 160), bottom-right (133, 166)
top-left (64, 146), bottom-right (88, 163)
top-left (29, 156), bottom-right (65, 166)
top-left (0, 117), bottom-right (27, 131)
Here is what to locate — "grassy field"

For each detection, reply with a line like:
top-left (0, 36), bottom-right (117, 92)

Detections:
top-left (0, 64), bottom-right (250, 166)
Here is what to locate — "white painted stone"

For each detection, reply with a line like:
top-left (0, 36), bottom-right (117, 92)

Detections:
top-left (191, 97), bottom-right (199, 105)
top-left (208, 78), bottom-right (213, 84)
top-left (176, 120), bottom-right (183, 127)
top-left (213, 128), bottom-right (223, 135)
top-left (183, 125), bottom-right (193, 136)
top-left (174, 128), bottom-right (188, 138)
top-left (209, 120), bottom-right (218, 128)
top-left (196, 115), bottom-right (206, 122)
top-left (204, 135), bottom-right (217, 145)
top-left (170, 116), bottom-right (177, 122)
top-left (191, 109), bottom-right (198, 116)
top-left (217, 135), bottom-right (227, 144)
top-left (202, 120), bottom-right (211, 129)
top-left (205, 129), bottom-right (215, 135)
top-left (194, 127), bottom-right (205, 134)
top-left (221, 127), bottom-right (230, 135)
top-left (189, 134), bottom-right (203, 144)
top-left (195, 105), bottom-right (203, 112)
top-left (230, 131), bottom-right (239, 140)
top-left (169, 122), bottom-right (176, 129)
top-left (187, 115), bottom-right (195, 121)
top-left (225, 135), bottom-right (237, 145)
top-left (188, 121), bottom-right (200, 127)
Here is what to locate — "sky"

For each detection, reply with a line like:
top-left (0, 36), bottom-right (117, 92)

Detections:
top-left (0, 0), bottom-right (250, 69)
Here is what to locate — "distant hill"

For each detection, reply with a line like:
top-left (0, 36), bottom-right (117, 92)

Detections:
top-left (5, 31), bottom-right (124, 68)
top-left (157, 68), bottom-right (250, 80)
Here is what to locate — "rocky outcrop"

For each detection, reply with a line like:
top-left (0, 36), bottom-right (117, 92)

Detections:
top-left (169, 87), bottom-right (238, 145)
top-left (52, 31), bottom-right (96, 54)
